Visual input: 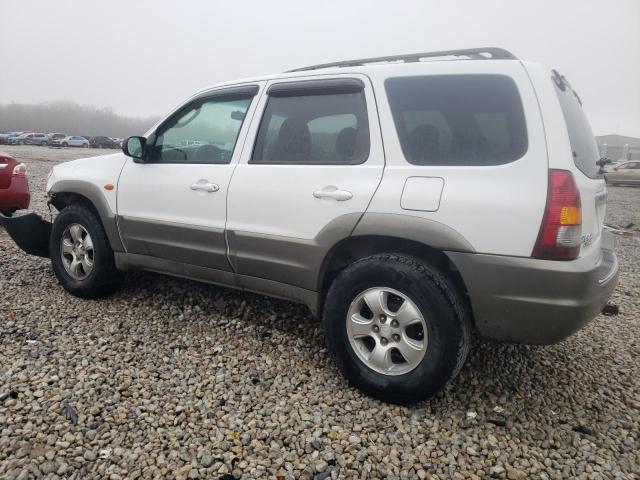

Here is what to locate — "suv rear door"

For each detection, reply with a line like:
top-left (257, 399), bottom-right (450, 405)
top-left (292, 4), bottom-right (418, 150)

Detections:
top-left (226, 74), bottom-right (384, 292)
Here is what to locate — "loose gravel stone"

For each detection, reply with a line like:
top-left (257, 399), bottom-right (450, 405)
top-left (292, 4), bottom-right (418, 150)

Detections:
top-left (0, 145), bottom-right (639, 479)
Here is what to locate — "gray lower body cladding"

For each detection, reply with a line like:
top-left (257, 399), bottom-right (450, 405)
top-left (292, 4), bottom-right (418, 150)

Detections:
top-left (446, 231), bottom-right (619, 344)
top-left (4, 205), bottom-right (618, 345)
top-left (115, 252), bottom-right (318, 311)
top-left (118, 216), bottom-right (230, 271)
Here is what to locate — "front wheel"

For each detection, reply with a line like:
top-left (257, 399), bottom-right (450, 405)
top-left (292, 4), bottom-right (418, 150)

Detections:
top-left (82, 143), bottom-right (89, 148)
top-left (50, 205), bottom-right (123, 298)
top-left (324, 254), bottom-right (470, 404)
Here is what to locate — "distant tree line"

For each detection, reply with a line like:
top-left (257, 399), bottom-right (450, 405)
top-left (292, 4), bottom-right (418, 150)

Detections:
top-left (0, 101), bottom-right (161, 138)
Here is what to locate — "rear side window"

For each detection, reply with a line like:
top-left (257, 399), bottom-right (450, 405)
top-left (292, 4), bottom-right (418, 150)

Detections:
top-left (552, 71), bottom-right (601, 178)
top-left (385, 75), bottom-right (528, 166)
top-left (251, 82), bottom-right (370, 164)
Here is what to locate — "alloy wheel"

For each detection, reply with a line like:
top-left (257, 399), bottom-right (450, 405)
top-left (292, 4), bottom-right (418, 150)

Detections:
top-left (60, 223), bottom-right (94, 280)
top-left (346, 287), bottom-right (428, 375)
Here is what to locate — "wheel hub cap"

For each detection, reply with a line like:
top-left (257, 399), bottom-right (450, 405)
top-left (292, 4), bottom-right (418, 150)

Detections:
top-left (346, 287), bottom-right (428, 376)
top-left (60, 223), bottom-right (94, 280)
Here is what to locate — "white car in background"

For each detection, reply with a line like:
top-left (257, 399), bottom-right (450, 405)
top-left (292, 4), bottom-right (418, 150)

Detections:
top-left (605, 160), bottom-right (640, 186)
top-left (53, 136), bottom-right (90, 148)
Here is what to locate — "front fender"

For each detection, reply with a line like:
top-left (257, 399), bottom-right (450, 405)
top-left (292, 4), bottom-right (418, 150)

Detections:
top-left (0, 213), bottom-right (52, 258)
top-left (48, 180), bottom-right (124, 252)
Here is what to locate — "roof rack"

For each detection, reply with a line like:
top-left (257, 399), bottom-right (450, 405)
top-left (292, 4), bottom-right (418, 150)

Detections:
top-left (287, 47), bottom-right (516, 72)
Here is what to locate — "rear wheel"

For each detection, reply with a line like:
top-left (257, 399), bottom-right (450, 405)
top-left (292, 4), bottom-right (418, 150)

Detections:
top-left (50, 205), bottom-right (123, 298)
top-left (41, 141), bottom-right (47, 146)
top-left (324, 253), bottom-right (470, 404)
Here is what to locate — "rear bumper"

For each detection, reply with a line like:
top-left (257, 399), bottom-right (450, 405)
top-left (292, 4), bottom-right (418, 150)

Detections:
top-left (447, 232), bottom-right (619, 344)
top-left (0, 176), bottom-right (31, 213)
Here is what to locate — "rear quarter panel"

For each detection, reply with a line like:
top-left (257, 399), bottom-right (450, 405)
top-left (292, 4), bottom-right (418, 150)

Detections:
top-left (366, 60), bottom-right (548, 256)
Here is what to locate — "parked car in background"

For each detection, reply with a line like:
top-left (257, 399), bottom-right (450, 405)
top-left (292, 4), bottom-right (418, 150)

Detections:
top-left (8, 133), bottom-right (33, 145)
top-left (52, 136), bottom-right (90, 148)
top-left (25, 133), bottom-right (50, 146)
top-left (48, 133), bottom-right (67, 143)
top-left (89, 136), bottom-right (119, 149)
top-left (605, 160), bottom-right (640, 185)
top-left (111, 137), bottom-right (124, 147)
top-left (0, 152), bottom-right (30, 216)
top-left (10, 133), bottom-right (49, 145)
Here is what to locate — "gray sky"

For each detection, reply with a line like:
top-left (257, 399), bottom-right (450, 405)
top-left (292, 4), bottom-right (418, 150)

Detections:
top-left (1, 0), bottom-right (639, 137)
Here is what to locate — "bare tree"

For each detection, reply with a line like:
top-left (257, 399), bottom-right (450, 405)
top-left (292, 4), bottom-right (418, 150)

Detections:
top-left (0, 101), bottom-right (160, 138)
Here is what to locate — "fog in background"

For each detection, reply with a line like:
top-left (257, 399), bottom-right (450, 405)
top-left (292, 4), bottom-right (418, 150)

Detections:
top-left (1, 0), bottom-right (639, 137)
top-left (0, 102), bottom-right (160, 137)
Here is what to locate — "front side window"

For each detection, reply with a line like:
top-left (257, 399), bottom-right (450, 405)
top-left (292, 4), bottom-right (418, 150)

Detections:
top-left (386, 74), bottom-right (528, 166)
top-left (251, 85), bottom-right (369, 164)
top-left (151, 95), bottom-right (252, 164)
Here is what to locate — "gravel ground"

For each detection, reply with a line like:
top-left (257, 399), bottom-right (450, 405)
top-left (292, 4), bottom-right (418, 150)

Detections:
top-left (1, 145), bottom-right (638, 480)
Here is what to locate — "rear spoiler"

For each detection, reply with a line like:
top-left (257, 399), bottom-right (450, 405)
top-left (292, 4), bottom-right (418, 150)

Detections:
top-left (0, 213), bottom-right (52, 258)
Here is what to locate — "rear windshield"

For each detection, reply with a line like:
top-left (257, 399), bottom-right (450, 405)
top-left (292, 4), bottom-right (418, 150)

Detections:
top-left (552, 71), bottom-right (601, 178)
top-left (385, 74), bottom-right (528, 166)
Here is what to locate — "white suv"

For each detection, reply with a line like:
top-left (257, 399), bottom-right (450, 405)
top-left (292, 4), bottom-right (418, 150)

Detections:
top-left (2, 48), bottom-right (618, 403)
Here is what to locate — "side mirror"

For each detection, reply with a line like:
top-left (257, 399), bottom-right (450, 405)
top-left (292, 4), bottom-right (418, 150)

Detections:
top-left (123, 136), bottom-right (146, 161)
top-left (231, 110), bottom-right (245, 121)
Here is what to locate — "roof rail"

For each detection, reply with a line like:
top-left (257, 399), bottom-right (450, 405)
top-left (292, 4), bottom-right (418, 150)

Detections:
top-left (287, 47), bottom-right (517, 72)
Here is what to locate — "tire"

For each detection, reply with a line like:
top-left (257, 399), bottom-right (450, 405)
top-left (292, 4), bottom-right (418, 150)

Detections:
top-left (323, 253), bottom-right (470, 404)
top-left (50, 204), bottom-right (123, 298)
top-left (83, 143), bottom-right (89, 148)
top-left (62, 142), bottom-right (68, 147)
top-left (41, 141), bottom-right (47, 146)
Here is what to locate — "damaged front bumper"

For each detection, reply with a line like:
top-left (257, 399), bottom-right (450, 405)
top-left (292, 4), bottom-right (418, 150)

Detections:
top-left (0, 213), bottom-right (52, 258)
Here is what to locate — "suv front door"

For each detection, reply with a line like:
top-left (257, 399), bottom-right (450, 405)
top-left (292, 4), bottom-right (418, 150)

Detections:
top-left (226, 75), bottom-right (384, 292)
top-left (117, 84), bottom-right (261, 271)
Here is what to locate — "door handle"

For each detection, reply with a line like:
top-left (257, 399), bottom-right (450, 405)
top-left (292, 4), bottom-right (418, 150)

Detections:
top-left (190, 182), bottom-right (219, 193)
top-left (313, 187), bottom-right (353, 201)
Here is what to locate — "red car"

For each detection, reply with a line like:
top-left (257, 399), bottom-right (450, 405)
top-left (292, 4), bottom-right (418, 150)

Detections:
top-left (0, 152), bottom-right (30, 216)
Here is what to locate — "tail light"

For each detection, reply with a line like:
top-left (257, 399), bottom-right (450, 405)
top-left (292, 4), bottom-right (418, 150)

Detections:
top-left (532, 169), bottom-right (582, 260)
top-left (12, 163), bottom-right (27, 177)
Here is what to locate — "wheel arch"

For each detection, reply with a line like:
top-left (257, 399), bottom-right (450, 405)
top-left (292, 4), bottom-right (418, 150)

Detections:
top-left (317, 234), bottom-right (472, 319)
top-left (49, 182), bottom-right (124, 252)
